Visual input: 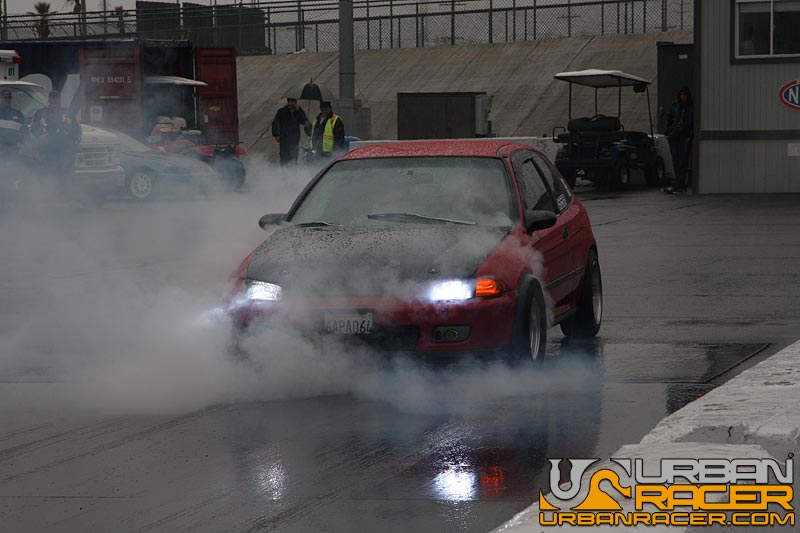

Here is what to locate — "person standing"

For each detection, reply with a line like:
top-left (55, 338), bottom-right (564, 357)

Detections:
top-left (271, 97), bottom-right (310, 167)
top-left (306, 101), bottom-right (345, 161)
top-left (663, 87), bottom-right (694, 194)
top-left (0, 89), bottom-right (28, 205)
top-left (31, 90), bottom-right (81, 177)
top-left (0, 89), bottom-right (26, 157)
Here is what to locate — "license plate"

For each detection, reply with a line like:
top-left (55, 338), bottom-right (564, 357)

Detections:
top-left (323, 312), bottom-right (374, 335)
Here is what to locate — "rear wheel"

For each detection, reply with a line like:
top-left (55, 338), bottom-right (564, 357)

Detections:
top-left (511, 283), bottom-right (547, 364)
top-left (212, 157), bottom-right (246, 191)
top-left (560, 250), bottom-right (603, 339)
top-left (611, 161), bottom-right (630, 190)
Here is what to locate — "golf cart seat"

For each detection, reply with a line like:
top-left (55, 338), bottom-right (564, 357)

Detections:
top-left (568, 115), bottom-right (621, 133)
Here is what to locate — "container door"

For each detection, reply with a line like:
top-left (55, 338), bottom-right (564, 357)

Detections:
top-left (79, 46), bottom-right (142, 134)
top-left (195, 48), bottom-right (239, 144)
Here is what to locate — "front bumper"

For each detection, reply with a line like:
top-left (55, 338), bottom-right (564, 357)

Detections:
top-left (229, 292), bottom-right (518, 354)
top-left (74, 166), bottom-right (126, 196)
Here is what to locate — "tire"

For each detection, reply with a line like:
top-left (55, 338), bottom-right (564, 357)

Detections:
top-left (511, 282), bottom-right (548, 365)
top-left (560, 250), bottom-right (603, 339)
top-left (645, 157), bottom-right (665, 187)
top-left (126, 169), bottom-right (156, 200)
top-left (213, 157), bottom-right (246, 191)
top-left (611, 161), bottom-right (630, 190)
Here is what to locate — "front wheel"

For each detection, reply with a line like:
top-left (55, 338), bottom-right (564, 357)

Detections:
top-left (126, 169), bottom-right (156, 200)
top-left (511, 283), bottom-right (548, 364)
top-left (560, 250), bottom-right (603, 339)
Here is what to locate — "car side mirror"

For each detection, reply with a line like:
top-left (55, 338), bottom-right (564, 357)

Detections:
top-left (525, 209), bottom-right (557, 233)
top-left (258, 213), bottom-right (286, 229)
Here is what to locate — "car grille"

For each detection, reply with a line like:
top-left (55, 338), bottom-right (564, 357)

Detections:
top-left (76, 145), bottom-right (120, 169)
top-left (335, 326), bottom-right (421, 352)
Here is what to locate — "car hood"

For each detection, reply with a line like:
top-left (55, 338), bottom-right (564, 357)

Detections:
top-left (246, 224), bottom-right (510, 298)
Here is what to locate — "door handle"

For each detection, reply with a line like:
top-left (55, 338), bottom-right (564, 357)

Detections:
top-left (562, 227), bottom-right (569, 239)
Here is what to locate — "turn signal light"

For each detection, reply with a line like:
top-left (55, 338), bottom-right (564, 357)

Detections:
top-left (475, 278), bottom-right (502, 298)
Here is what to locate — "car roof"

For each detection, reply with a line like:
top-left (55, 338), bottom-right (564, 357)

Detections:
top-left (341, 139), bottom-right (524, 160)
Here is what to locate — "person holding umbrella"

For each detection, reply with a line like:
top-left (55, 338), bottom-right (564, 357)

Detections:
top-left (271, 96), bottom-right (310, 167)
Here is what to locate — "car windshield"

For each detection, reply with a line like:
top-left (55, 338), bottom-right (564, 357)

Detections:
top-left (112, 130), bottom-right (153, 153)
top-left (289, 157), bottom-right (515, 227)
top-left (2, 84), bottom-right (49, 119)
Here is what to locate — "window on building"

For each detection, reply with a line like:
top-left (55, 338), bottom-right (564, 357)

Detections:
top-left (737, 0), bottom-right (800, 58)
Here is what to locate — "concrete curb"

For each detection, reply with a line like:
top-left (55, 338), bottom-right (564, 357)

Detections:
top-left (492, 341), bottom-right (800, 532)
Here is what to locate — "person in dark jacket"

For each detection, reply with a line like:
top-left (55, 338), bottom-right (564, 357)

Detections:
top-left (306, 101), bottom-right (345, 161)
top-left (31, 91), bottom-right (81, 177)
top-left (663, 87), bottom-right (694, 194)
top-left (0, 89), bottom-right (26, 157)
top-left (271, 97), bottom-right (310, 167)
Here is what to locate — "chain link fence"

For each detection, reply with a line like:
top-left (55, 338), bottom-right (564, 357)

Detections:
top-left (1, 0), bottom-right (693, 55)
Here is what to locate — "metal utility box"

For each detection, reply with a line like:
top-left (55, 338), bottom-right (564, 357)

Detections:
top-left (397, 92), bottom-right (492, 140)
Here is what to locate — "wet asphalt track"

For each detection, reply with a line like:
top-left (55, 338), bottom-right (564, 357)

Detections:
top-left (1, 182), bottom-right (799, 532)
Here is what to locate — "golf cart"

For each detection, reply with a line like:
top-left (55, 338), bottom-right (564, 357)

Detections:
top-left (552, 69), bottom-right (665, 190)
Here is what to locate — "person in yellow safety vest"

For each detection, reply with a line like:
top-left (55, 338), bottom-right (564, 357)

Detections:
top-left (305, 101), bottom-right (345, 159)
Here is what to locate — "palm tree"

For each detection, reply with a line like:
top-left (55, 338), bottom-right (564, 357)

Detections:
top-left (28, 1), bottom-right (54, 39)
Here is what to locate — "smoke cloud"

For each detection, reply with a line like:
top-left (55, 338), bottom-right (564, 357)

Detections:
top-left (0, 154), bottom-right (591, 419)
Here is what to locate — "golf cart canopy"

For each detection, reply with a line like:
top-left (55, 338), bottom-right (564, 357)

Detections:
top-left (554, 69), bottom-right (650, 88)
top-left (144, 76), bottom-right (208, 87)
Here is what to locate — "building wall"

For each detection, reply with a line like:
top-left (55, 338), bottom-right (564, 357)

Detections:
top-left (699, 0), bottom-right (800, 193)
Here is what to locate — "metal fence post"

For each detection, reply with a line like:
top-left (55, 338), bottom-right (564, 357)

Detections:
top-left (450, 0), bottom-right (455, 46)
top-left (488, 0), bottom-right (493, 43)
top-left (567, 0), bottom-right (571, 38)
top-left (616, 1), bottom-right (620, 33)
top-left (416, 2), bottom-right (420, 47)
top-left (601, 2), bottom-right (605, 34)
top-left (238, 1), bottom-right (243, 52)
top-left (367, 0), bottom-right (371, 49)
top-left (643, 0), bottom-right (647, 32)
top-left (524, 7), bottom-right (527, 40)
top-left (389, 0), bottom-right (394, 48)
top-left (533, 0), bottom-right (537, 40)
top-left (512, 0), bottom-right (516, 41)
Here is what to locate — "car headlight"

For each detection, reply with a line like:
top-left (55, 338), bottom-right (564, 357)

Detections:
top-left (426, 278), bottom-right (503, 302)
top-left (244, 280), bottom-right (282, 301)
top-left (427, 280), bottom-right (474, 302)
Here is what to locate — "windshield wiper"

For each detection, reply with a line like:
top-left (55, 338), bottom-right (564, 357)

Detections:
top-left (294, 221), bottom-right (340, 227)
top-left (367, 212), bottom-right (476, 226)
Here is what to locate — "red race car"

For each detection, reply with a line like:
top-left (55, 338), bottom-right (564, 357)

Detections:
top-left (229, 140), bottom-right (602, 363)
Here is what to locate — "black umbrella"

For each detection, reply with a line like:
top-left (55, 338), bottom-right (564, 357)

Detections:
top-left (299, 79), bottom-right (336, 103)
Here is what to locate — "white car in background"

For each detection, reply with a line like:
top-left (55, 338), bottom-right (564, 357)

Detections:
top-left (0, 80), bottom-right (125, 199)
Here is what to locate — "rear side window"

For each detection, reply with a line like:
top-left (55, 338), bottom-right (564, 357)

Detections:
top-left (532, 153), bottom-right (572, 213)
top-left (516, 159), bottom-right (555, 212)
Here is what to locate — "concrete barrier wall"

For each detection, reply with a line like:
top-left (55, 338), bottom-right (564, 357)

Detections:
top-left (238, 31), bottom-right (692, 162)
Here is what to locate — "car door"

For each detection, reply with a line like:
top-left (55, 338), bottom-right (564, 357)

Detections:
top-left (531, 152), bottom-right (587, 304)
top-left (510, 150), bottom-right (572, 318)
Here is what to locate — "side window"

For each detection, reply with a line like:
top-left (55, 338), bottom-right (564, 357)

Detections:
top-left (517, 159), bottom-right (555, 212)
top-left (532, 153), bottom-right (572, 213)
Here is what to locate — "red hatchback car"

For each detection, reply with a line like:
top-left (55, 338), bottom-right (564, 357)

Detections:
top-left (229, 140), bottom-right (602, 363)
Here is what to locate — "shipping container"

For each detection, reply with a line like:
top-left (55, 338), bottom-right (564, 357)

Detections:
top-left (0, 39), bottom-right (239, 144)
